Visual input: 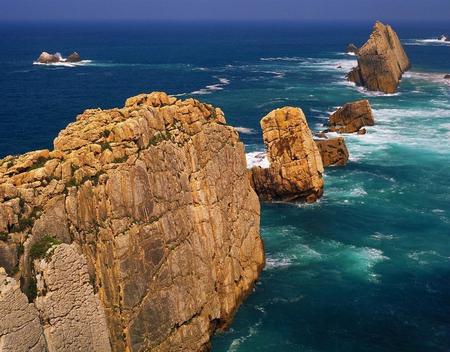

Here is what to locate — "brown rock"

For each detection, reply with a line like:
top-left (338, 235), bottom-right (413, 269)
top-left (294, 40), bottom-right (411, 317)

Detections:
top-left (444, 74), bottom-right (450, 79)
top-left (36, 52), bottom-right (61, 64)
top-left (315, 136), bottom-right (349, 167)
top-left (248, 107), bottom-right (324, 203)
top-left (66, 52), bottom-right (81, 62)
top-left (0, 92), bottom-right (264, 352)
top-left (347, 21), bottom-right (411, 93)
top-left (357, 128), bottom-right (367, 135)
top-left (326, 100), bottom-right (374, 133)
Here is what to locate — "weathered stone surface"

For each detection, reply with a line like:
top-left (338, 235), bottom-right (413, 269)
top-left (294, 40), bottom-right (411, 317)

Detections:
top-left (314, 135), bottom-right (349, 167)
top-left (0, 92), bottom-right (264, 352)
top-left (248, 107), bottom-right (324, 202)
top-left (66, 52), bottom-right (81, 63)
top-left (0, 268), bottom-right (46, 352)
top-left (0, 240), bottom-right (18, 274)
top-left (326, 100), bottom-right (374, 133)
top-left (347, 21), bottom-right (410, 93)
top-left (34, 243), bottom-right (111, 352)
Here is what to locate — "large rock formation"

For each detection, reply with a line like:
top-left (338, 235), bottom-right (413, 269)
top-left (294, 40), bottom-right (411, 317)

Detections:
top-left (0, 92), bottom-right (264, 351)
top-left (314, 135), bottom-right (349, 167)
top-left (347, 21), bottom-right (411, 93)
top-left (248, 107), bottom-right (324, 203)
top-left (325, 100), bottom-right (374, 133)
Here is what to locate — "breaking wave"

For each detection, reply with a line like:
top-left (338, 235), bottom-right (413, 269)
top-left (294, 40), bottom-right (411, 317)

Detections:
top-left (190, 77), bottom-right (230, 95)
top-left (33, 60), bottom-right (93, 68)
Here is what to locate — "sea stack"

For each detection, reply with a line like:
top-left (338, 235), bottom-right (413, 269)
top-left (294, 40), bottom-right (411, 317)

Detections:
top-left (314, 135), bottom-right (349, 167)
top-left (248, 107), bottom-right (324, 202)
top-left (0, 92), bottom-right (264, 352)
top-left (347, 21), bottom-right (411, 93)
top-left (325, 100), bottom-right (374, 134)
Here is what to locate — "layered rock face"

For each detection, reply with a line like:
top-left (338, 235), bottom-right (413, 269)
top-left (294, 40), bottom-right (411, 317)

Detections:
top-left (314, 136), bottom-right (349, 167)
top-left (347, 21), bottom-right (411, 93)
top-left (0, 92), bottom-right (264, 351)
top-left (248, 107), bottom-right (324, 202)
top-left (326, 100), bottom-right (374, 133)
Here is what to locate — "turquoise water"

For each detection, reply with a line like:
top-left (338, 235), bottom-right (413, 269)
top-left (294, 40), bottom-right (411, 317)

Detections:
top-left (0, 22), bottom-right (449, 351)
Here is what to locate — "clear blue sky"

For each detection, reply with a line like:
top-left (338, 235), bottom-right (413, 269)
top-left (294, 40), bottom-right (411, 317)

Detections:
top-left (2, 0), bottom-right (450, 21)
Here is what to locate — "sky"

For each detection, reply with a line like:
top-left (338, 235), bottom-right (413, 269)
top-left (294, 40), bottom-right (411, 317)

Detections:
top-left (1, 0), bottom-right (450, 22)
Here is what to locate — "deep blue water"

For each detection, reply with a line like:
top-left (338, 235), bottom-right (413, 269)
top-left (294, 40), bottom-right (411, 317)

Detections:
top-left (1, 21), bottom-right (449, 352)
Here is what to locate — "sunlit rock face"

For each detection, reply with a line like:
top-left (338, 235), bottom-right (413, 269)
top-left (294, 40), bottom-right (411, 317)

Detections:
top-left (0, 92), bottom-right (265, 352)
top-left (248, 107), bottom-right (324, 203)
top-left (347, 21), bottom-right (411, 94)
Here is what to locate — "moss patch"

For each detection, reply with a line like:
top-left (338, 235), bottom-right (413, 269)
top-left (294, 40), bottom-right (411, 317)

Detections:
top-left (29, 235), bottom-right (61, 261)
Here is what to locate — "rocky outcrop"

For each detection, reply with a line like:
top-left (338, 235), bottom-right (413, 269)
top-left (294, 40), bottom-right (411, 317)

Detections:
top-left (444, 74), bottom-right (450, 79)
top-left (36, 52), bottom-right (81, 64)
top-left (0, 268), bottom-right (46, 352)
top-left (248, 107), bottom-right (324, 203)
top-left (36, 52), bottom-right (61, 64)
top-left (325, 100), bottom-right (374, 133)
top-left (314, 135), bottom-right (349, 167)
top-left (346, 43), bottom-right (359, 54)
top-left (347, 21), bottom-right (411, 93)
top-left (66, 52), bottom-right (81, 62)
top-left (0, 92), bottom-right (264, 351)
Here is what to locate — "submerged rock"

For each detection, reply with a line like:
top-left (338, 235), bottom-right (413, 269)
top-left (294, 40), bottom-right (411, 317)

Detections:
top-left (66, 52), bottom-right (82, 62)
top-left (346, 43), bottom-right (359, 54)
top-left (325, 99), bottom-right (374, 133)
top-left (347, 21), bottom-right (411, 93)
top-left (0, 92), bottom-right (264, 352)
top-left (248, 107), bottom-right (324, 203)
top-left (314, 135), bottom-right (349, 167)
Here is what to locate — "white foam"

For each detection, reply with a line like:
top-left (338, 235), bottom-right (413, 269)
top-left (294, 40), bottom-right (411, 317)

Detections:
top-left (246, 151), bottom-right (269, 168)
top-left (190, 76), bottom-right (230, 95)
top-left (33, 60), bottom-right (93, 68)
top-left (404, 71), bottom-right (450, 86)
top-left (234, 127), bottom-right (257, 135)
top-left (404, 38), bottom-right (450, 47)
top-left (260, 56), bottom-right (303, 62)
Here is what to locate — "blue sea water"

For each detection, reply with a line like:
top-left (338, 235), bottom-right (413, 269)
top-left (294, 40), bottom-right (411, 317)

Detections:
top-left (1, 21), bottom-right (449, 351)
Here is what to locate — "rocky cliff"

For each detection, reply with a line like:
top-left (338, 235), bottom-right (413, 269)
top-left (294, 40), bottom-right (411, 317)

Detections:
top-left (248, 107), bottom-right (324, 202)
top-left (0, 92), bottom-right (265, 352)
top-left (347, 21), bottom-right (410, 93)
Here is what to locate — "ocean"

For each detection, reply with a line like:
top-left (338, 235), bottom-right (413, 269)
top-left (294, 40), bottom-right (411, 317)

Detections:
top-left (0, 21), bottom-right (449, 351)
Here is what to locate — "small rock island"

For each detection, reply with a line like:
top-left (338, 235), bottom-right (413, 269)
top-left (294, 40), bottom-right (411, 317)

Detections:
top-left (36, 51), bottom-right (82, 64)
